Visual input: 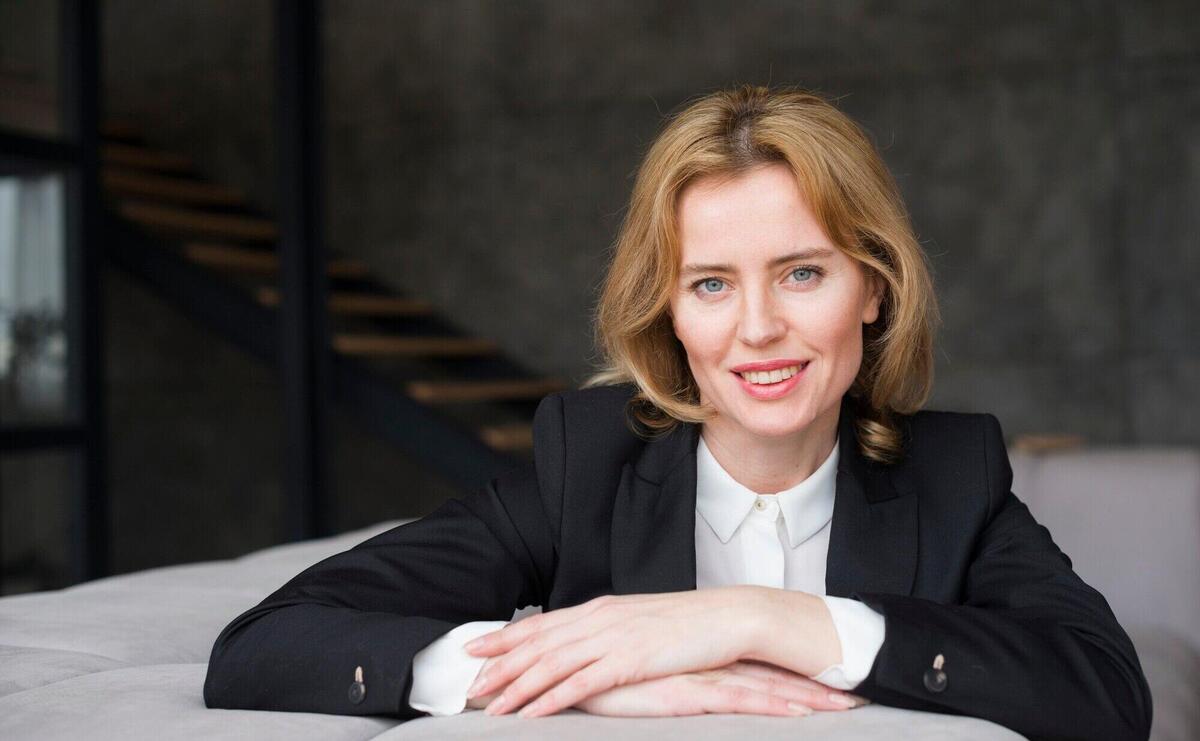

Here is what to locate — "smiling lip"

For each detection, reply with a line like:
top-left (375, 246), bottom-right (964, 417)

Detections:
top-left (731, 361), bottom-right (808, 401)
top-left (730, 359), bottom-right (807, 373)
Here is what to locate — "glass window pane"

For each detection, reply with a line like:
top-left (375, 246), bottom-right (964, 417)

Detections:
top-left (1, 448), bottom-right (77, 595)
top-left (0, 172), bottom-right (72, 426)
top-left (0, 0), bottom-right (62, 138)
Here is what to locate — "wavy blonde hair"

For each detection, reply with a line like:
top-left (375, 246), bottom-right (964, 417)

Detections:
top-left (583, 84), bottom-right (939, 465)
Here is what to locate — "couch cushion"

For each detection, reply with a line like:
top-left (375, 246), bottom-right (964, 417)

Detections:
top-left (0, 663), bottom-right (1024, 741)
top-left (0, 663), bottom-right (399, 741)
top-left (0, 645), bottom-right (129, 698)
top-left (1010, 447), bottom-right (1200, 653)
top-left (376, 704), bottom-right (1023, 740)
top-left (1127, 625), bottom-right (1200, 741)
top-left (0, 521), bottom-right (408, 666)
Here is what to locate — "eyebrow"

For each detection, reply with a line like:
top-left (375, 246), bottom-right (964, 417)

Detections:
top-left (679, 247), bottom-right (837, 279)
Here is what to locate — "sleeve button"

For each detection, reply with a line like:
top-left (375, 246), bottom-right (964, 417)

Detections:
top-left (923, 653), bottom-right (947, 693)
top-left (348, 665), bottom-right (367, 704)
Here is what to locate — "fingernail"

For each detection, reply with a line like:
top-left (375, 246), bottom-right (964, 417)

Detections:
top-left (518, 701), bottom-right (541, 718)
top-left (828, 692), bottom-right (856, 707)
top-left (466, 673), bottom-right (487, 699)
top-left (464, 637), bottom-right (484, 652)
top-left (848, 694), bottom-right (871, 706)
top-left (485, 695), bottom-right (507, 715)
top-left (787, 702), bottom-right (812, 715)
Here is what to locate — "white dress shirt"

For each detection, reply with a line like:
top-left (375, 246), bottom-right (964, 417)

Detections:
top-left (408, 432), bottom-right (886, 715)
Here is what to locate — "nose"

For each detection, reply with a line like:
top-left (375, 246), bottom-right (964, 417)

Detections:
top-left (736, 284), bottom-right (787, 348)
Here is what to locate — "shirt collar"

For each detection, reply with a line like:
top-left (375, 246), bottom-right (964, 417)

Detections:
top-left (695, 432), bottom-right (839, 548)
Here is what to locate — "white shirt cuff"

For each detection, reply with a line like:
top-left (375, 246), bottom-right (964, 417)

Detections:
top-left (409, 620), bottom-right (508, 715)
top-left (812, 595), bottom-right (885, 690)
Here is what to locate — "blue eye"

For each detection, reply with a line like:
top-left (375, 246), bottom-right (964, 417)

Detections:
top-left (792, 267), bottom-right (815, 282)
top-left (696, 278), bottom-right (725, 293)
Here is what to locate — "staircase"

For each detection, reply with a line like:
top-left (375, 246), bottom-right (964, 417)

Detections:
top-left (99, 122), bottom-right (567, 487)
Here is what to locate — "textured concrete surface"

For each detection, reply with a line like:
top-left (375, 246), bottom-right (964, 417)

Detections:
top-left (101, 0), bottom-right (277, 210)
top-left (310, 1), bottom-right (1197, 445)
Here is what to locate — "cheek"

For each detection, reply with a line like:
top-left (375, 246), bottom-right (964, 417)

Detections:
top-left (800, 295), bottom-right (867, 359)
top-left (672, 308), bottom-right (731, 369)
top-left (827, 311), bottom-right (868, 377)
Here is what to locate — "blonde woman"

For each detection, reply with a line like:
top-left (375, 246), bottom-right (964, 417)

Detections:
top-left (204, 85), bottom-right (1151, 740)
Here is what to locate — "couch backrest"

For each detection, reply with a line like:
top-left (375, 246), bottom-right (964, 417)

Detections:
top-left (1009, 447), bottom-right (1200, 653)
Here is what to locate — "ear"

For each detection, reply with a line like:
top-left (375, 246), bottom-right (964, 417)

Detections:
top-left (862, 272), bottom-right (884, 325)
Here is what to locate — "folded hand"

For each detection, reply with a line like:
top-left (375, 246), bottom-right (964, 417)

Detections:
top-left (461, 586), bottom-right (848, 718)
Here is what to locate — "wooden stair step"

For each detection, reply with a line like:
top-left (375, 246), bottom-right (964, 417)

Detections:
top-left (184, 243), bottom-right (365, 277)
top-left (479, 423), bottom-right (533, 451)
top-left (102, 143), bottom-right (192, 172)
top-left (120, 202), bottom-right (278, 241)
top-left (407, 378), bottom-right (566, 403)
top-left (255, 287), bottom-right (432, 316)
top-left (104, 168), bottom-right (245, 207)
top-left (332, 334), bottom-right (499, 357)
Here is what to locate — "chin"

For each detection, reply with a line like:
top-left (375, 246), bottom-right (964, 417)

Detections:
top-left (749, 423), bottom-right (809, 440)
top-left (733, 405), bottom-right (816, 439)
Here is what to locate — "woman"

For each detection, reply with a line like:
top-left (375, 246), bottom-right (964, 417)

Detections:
top-left (204, 85), bottom-right (1152, 740)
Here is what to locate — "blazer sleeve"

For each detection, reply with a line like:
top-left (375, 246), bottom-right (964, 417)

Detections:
top-left (202, 453), bottom-right (556, 718)
top-left (849, 413), bottom-right (1153, 741)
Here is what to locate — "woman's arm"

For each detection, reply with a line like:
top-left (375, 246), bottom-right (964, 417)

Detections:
top-left (202, 463), bottom-right (554, 718)
top-left (742, 414), bottom-right (1153, 741)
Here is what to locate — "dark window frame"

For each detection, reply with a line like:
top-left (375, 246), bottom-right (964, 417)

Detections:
top-left (0, 0), bottom-right (106, 594)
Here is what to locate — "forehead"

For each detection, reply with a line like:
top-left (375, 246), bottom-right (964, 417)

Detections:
top-left (675, 163), bottom-right (835, 264)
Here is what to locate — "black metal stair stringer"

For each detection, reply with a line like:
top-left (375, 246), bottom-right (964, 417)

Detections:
top-left (103, 211), bottom-right (522, 493)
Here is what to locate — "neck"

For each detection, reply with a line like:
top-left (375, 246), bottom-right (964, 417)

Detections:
top-left (700, 404), bottom-right (840, 495)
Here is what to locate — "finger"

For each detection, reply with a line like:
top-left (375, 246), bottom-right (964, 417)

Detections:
top-left (486, 639), bottom-right (608, 716)
top-left (726, 674), bottom-right (858, 711)
top-left (516, 655), bottom-right (619, 718)
top-left (720, 662), bottom-right (863, 710)
top-left (724, 659), bottom-right (827, 689)
top-left (467, 591), bottom-right (681, 659)
top-left (463, 655), bottom-right (504, 708)
top-left (471, 633), bottom-right (557, 702)
top-left (469, 616), bottom-right (605, 700)
top-left (702, 683), bottom-right (813, 717)
top-left (466, 596), bottom-right (615, 657)
top-left (724, 661), bottom-right (853, 699)
top-left (464, 613), bottom-right (553, 657)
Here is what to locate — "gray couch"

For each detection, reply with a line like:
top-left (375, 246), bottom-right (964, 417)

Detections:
top-left (2, 446), bottom-right (1197, 740)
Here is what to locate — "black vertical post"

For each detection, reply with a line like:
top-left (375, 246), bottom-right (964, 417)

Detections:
top-left (61, 0), bottom-right (107, 582)
top-left (276, 0), bottom-right (330, 541)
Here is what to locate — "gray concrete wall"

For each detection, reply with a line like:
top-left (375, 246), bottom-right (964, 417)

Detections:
top-left (101, 0), bottom-right (277, 210)
top-left (17, 0), bottom-right (1185, 587)
top-left (105, 0), bottom-right (1196, 444)
top-left (310, 0), bottom-right (1200, 446)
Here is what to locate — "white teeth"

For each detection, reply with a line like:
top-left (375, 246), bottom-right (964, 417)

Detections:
top-left (738, 364), bottom-right (804, 385)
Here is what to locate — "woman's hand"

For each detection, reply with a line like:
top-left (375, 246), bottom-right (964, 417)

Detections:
top-left (468, 656), bottom-right (866, 716)
top-left (462, 586), bottom-right (840, 718)
top-left (464, 655), bottom-right (503, 710)
top-left (574, 660), bottom-right (869, 718)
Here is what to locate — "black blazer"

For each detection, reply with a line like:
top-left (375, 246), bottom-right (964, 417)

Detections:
top-left (204, 383), bottom-right (1152, 741)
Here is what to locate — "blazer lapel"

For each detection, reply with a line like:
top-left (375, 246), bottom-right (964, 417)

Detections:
top-left (824, 397), bottom-right (919, 598)
top-left (610, 395), bottom-right (919, 599)
top-left (610, 419), bottom-right (700, 595)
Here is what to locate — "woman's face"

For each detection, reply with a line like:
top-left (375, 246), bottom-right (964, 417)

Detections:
top-left (669, 162), bottom-right (882, 444)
